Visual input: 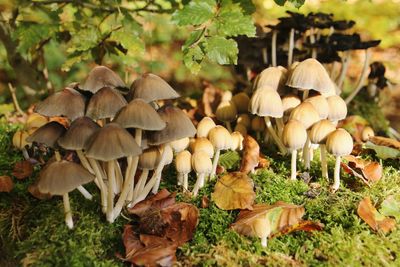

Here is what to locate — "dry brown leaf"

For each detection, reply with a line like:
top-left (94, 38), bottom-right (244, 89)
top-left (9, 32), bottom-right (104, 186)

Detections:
top-left (128, 188), bottom-right (175, 217)
top-left (201, 195), bottom-right (210, 208)
top-left (0, 175), bottom-right (13, 192)
top-left (342, 155), bottom-right (382, 184)
top-left (240, 135), bottom-right (260, 174)
top-left (369, 136), bottom-right (400, 150)
top-left (12, 160), bottom-right (33, 180)
top-left (257, 153), bottom-right (270, 169)
top-left (270, 220), bottom-right (324, 238)
top-left (361, 162), bottom-right (382, 183)
top-left (212, 172), bottom-right (255, 210)
top-left (357, 197), bottom-right (396, 234)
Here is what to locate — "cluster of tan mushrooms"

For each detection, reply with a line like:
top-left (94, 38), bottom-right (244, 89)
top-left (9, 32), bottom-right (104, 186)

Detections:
top-left (215, 58), bottom-right (357, 191)
top-left (20, 66), bottom-right (196, 228)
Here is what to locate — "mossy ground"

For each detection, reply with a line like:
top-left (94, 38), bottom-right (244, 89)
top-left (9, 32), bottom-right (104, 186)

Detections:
top-left (1, 97), bottom-right (399, 267)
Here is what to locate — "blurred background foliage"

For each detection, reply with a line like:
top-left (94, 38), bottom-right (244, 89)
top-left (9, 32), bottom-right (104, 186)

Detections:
top-left (0, 0), bottom-right (399, 109)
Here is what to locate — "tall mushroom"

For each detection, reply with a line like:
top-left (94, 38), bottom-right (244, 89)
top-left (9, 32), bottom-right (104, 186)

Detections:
top-left (196, 117), bottom-right (216, 138)
top-left (326, 95), bottom-right (347, 126)
top-left (176, 150), bottom-right (192, 190)
top-left (191, 151), bottom-right (213, 196)
top-left (208, 126), bottom-right (232, 178)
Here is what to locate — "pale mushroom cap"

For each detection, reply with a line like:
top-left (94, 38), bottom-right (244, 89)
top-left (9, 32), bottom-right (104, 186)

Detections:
top-left (326, 128), bottom-right (353, 156)
top-left (26, 113), bottom-right (48, 130)
top-left (234, 123), bottom-right (247, 136)
top-left (282, 119), bottom-right (307, 151)
top-left (191, 151), bottom-right (213, 174)
top-left (169, 137), bottom-right (190, 153)
top-left (289, 102), bottom-right (320, 129)
top-left (361, 126), bottom-right (374, 142)
top-left (147, 106), bottom-right (196, 146)
top-left (232, 92), bottom-right (250, 113)
top-left (286, 58), bottom-right (334, 94)
top-left (216, 100), bottom-right (237, 123)
top-left (249, 87), bottom-right (283, 118)
top-left (37, 160), bottom-right (95, 195)
top-left (175, 150), bottom-right (192, 174)
top-left (221, 91), bottom-right (233, 102)
top-left (26, 121), bottom-right (66, 148)
top-left (129, 73), bottom-right (180, 102)
top-left (327, 95), bottom-right (347, 122)
top-left (208, 126), bottom-right (232, 150)
top-left (58, 117), bottom-right (100, 151)
top-left (255, 66), bottom-right (287, 91)
top-left (282, 94), bottom-right (301, 114)
top-left (304, 95), bottom-right (329, 119)
top-left (139, 147), bottom-right (161, 170)
top-left (82, 66), bottom-right (126, 93)
top-left (161, 145), bottom-right (174, 165)
top-left (309, 119), bottom-right (336, 144)
top-left (34, 88), bottom-right (85, 121)
top-left (197, 117), bottom-right (216, 138)
top-left (251, 117), bottom-right (265, 132)
top-left (85, 123), bottom-right (141, 161)
top-left (114, 98), bottom-right (166, 130)
top-left (231, 131), bottom-right (244, 151)
top-left (190, 137), bottom-right (214, 158)
top-left (237, 114), bottom-right (251, 129)
top-left (86, 87), bottom-right (127, 120)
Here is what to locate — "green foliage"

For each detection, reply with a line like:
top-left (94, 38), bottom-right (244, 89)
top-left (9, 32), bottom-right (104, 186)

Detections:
top-left (274, 0), bottom-right (305, 8)
top-left (219, 150), bottom-right (241, 170)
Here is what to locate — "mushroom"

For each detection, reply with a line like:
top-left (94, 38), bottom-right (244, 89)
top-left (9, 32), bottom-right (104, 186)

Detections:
top-left (81, 66), bottom-right (126, 94)
top-left (26, 113), bottom-right (48, 130)
top-left (190, 137), bottom-right (214, 158)
top-left (251, 116), bottom-right (265, 141)
top-left (196, 117), bottom-right (216, 138)
top-left (304, 95), bottom-right (329, 120)
top-left (326, 95), bottom-right (347, 126)
top-left (231, 131), bottom-right (244, 151)
top-left (282, 93), bottom-right (301, 122)
top-left (254, 66), bottom-right (287, 94)
top-left (282, 120), bottom-right (307, 180)
top-left (309, 120), bottom-right (336, 179)
top-left (12, 130), bottom-right (31, 159)
top-left (215, 100), bottom-right (237, 132)
top-left (34, 87), bottom-right (86, 121)
top-left (170, 137), bottom-right (190, 154)
top-left (237, 114), bottom-right (251, 129)
top-left (326, 128), bottom-right (353, 191)
top-left (208, 126), bottom-right (232, 177)
top-left (191, 151), bottom-right (213, 196)
top-left (249, 87), bottom-right (286, 154)
top-left (234, 123), bottom-right (247, 136)
top-left (361, 126), bottom-right (374, 142)
top-left (175, 150), bottom-right (192, 190)
top-left (232, 92), bottom-right (250, 114)
top-left (85, 123), bottom-right (141, 222)
top-left (37, 160), bottom-right (95, 229)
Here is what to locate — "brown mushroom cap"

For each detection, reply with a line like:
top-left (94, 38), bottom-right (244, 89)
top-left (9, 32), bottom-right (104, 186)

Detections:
top-left (208, 126), bottom-right (232, 150)
top-left (289, 102), bottom-right (320, 129)
top-left (190, 137), bottom-right (214, 158)
top-left (326, 128), bottom-right (353, 156)
top-left (86, 87), bottom-right (127, 120)
top-left (138, 147), bottom-right (162, 170)
top-left (249, 87), bottom-right (283, 118)
top-left (58, 117), bottom-right (100, 150)
top-left (147, 106), bottom-right (196, 146)
top-left (114, 98), bottom-right (166, 130)
top-left (251, 117), bottom-right (265, 132)
top-left (309, 119), bottom-right (336, 144)
top-left (34, 88), bottom-right (85, 121)
top-left (26, 121), bottom-right (66, 148)
top-left (232, 92), bottom-right (250, 113)
top-left (282, 119), bottom-right (308, 151)
top-left (128, 73), bottom-right (180, 102)
top-left (82, 66), bottom-right (126, 93)
top-left (37, 160), bottom-right (95, 195)
top-left (237, 114), bottom-right (251, 129)
top-left (85, 123), bottom-right (141, 161)
top-left (216, 100), bottom-right (237, 123)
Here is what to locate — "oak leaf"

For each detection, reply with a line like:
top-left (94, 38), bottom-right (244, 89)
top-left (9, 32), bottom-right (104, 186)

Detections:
top-left (0, 176), bottom-right (13, 192)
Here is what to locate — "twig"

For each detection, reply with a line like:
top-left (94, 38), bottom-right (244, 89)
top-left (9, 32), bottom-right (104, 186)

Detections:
top-left (7, 83), bottom-right (25, 116)
top-left (345, 49), bottom-right (371, 104)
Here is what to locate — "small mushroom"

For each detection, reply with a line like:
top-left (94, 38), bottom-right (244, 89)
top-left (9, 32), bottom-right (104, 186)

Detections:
top-left (215, 100), bottom-right (238, 132)
top-left (304, 95), bottom-right (329, 120)
top-left (81, 66), bottom-right (126, 94)
top-left (254, 66), bottom-right (287, 93)
top-left (361, 126), bottom-right (374, 142)
top-left (175, 150), bottom-right (192, 190)
top-left (169, 137), bottom-right (190, 154)
top-left (26, 113), bottom-right (48, 130)
top-left (236, 114), bottom-right (251, 129)
top-left (231, 131), bottom-right (244, 151)
top-left (234, 123), bottom-right (248, 136)
top-left (326, 95), bottom-right (347, 126)
top-left (232, 92), bottom-right (250, 113)
top-left (191, 151), bottom-right (212, 196)
top-left (196, 117), bottom-right (216, 138)
top-left (326, 129), bottom-right (353, 191)
top-left (208, 126), bottom-right (232, 178)
top-left (190, 137), bottom-right (214, 158)
top-left (12, 130), bottom-right (31, 159)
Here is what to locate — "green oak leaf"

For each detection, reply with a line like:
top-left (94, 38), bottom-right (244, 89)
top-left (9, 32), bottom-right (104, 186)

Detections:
top-left (233, 0), bottom-right (256, 14)
top-left (183, 46), bottom-right (205, 74)
top-left (66, 27), bottom-right (100, 53)
top-left (172, 0), bottom-right (216, 26)
top-left (14, 23), bottom-right (57, 54)
top-left (204, 36), bottom-right (238, 65)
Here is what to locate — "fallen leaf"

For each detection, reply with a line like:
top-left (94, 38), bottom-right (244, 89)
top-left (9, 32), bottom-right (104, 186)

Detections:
top-left (380, 195), bottom-right (400, 221)
top-left (201, 195), bottom-right (210, 208)
top-left (128, 188), bottom-right (176, 217)
top-left (357, 197), bottom-right (396, 234)
top-left (219, 150), bottom-right (241, 170)
top-left (270, 220), bottom-right (324, 238)
top-left (12, 160), bottom-right (33, 180)
top-left (342, 156), bottom-right (382, 184)
top-left (361, 162), bottom-right (382, 183)
top-left (365, 136), bottom-right (400, 159)
top-left (123, 225), bottom-right (144, 259)
top-left (212, 172), bottom-right (255, 210)
top-left (240, 135), bottom-right (260, 174)
top-left (0, 175), bottom-right (13, 192)
top-left (341, 162), bottom-right (370, 187)
top-left (369, 136), bottom-right (400, 149)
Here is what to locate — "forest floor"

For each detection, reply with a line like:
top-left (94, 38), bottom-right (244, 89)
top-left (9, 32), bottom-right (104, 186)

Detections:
top-left (0, 96), bottom-right (400, 267)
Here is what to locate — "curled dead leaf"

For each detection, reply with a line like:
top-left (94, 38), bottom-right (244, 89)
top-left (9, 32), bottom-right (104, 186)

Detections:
top-left (342, 155), bottom-right (382, 184)
top-left (12, 160), bottom-right (33, 180)
top-left (212, 172), bottom-right (255, 210)
top-left (0, 175), bottom-right (13, 192)
top-left (357, 197), bottom-right (396, 234)
top-left (240, 135), bottom-right (260, 174)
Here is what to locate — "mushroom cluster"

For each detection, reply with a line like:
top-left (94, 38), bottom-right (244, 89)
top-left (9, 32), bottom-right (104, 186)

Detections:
top-left (26, 66), bottom-right (196, 228)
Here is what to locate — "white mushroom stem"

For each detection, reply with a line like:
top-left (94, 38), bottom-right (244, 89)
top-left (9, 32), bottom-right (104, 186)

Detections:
top-left (337, 50), bottom-right (351, 91)
top-left (114, 160), bottom-right (123, 194)
top-left (261, 236), bottom-right (268, 247)
top-left (210, 149), bottom-right (221, 178)
top-left (88, 158), bottom-right (108, 213)
top-left (113, 156), bottom-right (139, 221)
top-left (333, 155), bottom-right (341, 191)
top-left (132, 169), bottom-right (149, 200)
top-left (225, 122), bottom-right (232, 133)
top-left (264, 116), bottom-right (287, 155)
top-left (63, 193), bottom-right (73, 229)
top-left (345, 49), bottom-right (372, 104)
top-left (320, 144), bottom-right (328, 180)
top-left (261, 48), bottom-right (267, 64)
top-left (106, 161), bottom-right (115, 223)
top-left (126, 157), bottom-right (134, 201)
top-left (76, 150), bottom-right (100, 189)
top-left (183, 173), bottom-right (189, 191)
top-left (177, 172), bottom-right (183, 186)
top-left (151, 171), bottom-right (163, 194)
top-left (192, 173), bottom-right (205, 197)
top-left (271, 30), bottom-right (277, 67)
top-left (77, 186), bottom-right (93, 200)
top-left (290, 150), bottom-right (297, 181)
top-left (22, 148), bottom-right (29, 160)
top-left (303, 136), bottom-right (311, 170)
top-left (135, 129), bottom-right (142, 147)
top-left (275, 118), bottom-right (284, 137)
top-left (288, 28), bottom-right (295, 66)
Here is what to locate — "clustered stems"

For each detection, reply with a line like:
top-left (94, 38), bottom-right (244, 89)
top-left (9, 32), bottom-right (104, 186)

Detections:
top-left (303, 136), bottom-right (311, 170)
top-left (106, 161), bottom-right (115, 223)
top-left (264, 116), bottom-right (287, 155)
top-left (192, 173), bottom-right (205, 197)
top-left (337, 50), bottom-right (351, 91)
